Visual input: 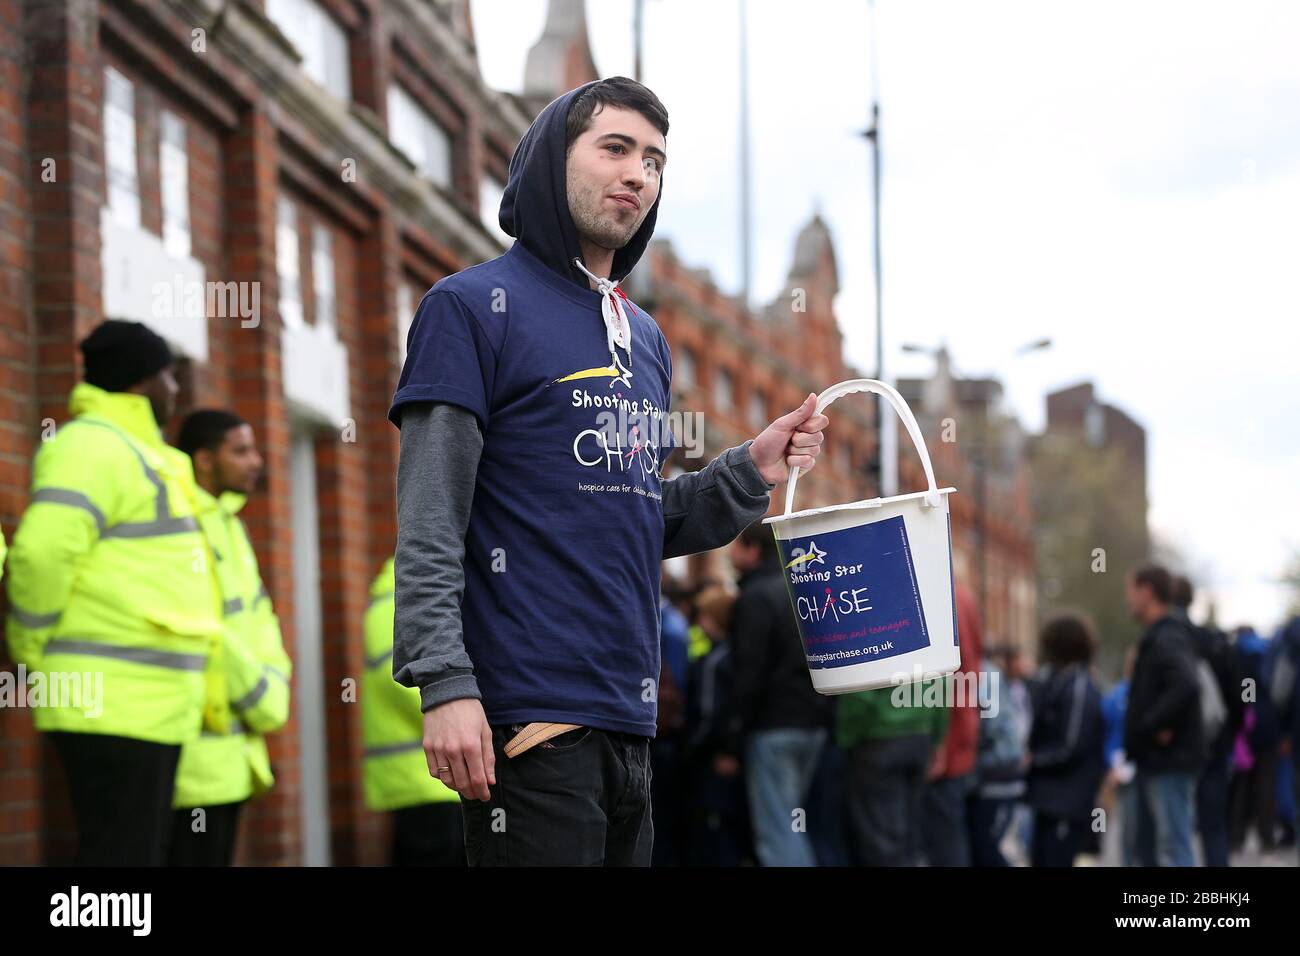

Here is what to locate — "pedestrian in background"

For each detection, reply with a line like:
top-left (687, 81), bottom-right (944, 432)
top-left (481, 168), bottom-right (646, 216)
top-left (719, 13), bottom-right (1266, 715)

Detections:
top-left (722, 521), bottom-right (833, 866)
top-left (969, 652), bottom-right (1026, 867)
top-left (1025, 612), bottom-right (1105, 867)
top-left (1273, 616), bottom-right (1300, 862)
top-left (838, 679), bottom-right (948, 866)
top-left (1171, 574), bottom-right (1240, 867)
top-left (6, 320), bottom-right (222, 865)
top-left (169, 410), bottom-right (292, 866)
top-left (1100, 648), bottom-right (1139, 866)
top-left (920, 581), bottom-right (983, 866)
top-left (683, 585), bottom-right (749, 865)
top-left (361, 558), bottom-right (464, 865)
top-left (1124, 565), bottom-right (1204, 867)
top-left (1229, 624), bottom-right (1281, 853)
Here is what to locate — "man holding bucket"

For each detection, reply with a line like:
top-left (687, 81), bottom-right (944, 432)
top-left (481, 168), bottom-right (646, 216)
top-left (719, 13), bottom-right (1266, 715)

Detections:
top-left (388, 77), bottom-right (830, 865)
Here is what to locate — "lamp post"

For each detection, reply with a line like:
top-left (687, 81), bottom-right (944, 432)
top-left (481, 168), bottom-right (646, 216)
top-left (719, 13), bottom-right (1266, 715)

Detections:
top-left (861, 0), bottom-right (890, 497)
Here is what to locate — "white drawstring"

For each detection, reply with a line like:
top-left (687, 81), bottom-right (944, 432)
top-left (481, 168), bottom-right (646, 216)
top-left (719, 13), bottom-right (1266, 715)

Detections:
top-left (573, 257), bottom-right (632, 372)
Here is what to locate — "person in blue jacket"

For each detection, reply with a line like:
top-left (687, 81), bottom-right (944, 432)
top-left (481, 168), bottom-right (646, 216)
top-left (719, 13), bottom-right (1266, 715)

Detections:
top-left (1270, 616), bottom-right (1300, 859)
top-left (1230, 626), bottom-right (1281, 852)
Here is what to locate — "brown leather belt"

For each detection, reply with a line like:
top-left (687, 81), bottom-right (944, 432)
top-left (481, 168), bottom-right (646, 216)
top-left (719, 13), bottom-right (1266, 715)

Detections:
top-left (503, 721), bottom-right (583, 758)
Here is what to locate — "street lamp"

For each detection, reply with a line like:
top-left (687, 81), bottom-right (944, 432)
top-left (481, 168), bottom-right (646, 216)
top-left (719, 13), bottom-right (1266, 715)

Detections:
top-left (860, 0), bottom-right (890, 498)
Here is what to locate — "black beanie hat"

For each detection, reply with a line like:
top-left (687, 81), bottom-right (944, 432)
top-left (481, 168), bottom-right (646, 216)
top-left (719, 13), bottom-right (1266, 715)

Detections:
top-left (79, 320), bottom-right (174, 392)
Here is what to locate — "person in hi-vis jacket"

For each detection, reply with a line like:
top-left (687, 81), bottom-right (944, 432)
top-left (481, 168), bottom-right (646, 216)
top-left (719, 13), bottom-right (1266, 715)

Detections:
top-left (169, 409), bottom-right (292, 866)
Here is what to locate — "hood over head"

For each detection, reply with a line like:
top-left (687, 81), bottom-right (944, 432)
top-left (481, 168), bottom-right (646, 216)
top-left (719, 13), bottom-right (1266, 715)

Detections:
top-left (499, 80), bottom-right (662, 290)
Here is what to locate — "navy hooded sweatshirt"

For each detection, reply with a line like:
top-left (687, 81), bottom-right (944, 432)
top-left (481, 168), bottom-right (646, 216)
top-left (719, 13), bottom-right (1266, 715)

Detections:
top-left (388, 83), bottom-right (772, 737)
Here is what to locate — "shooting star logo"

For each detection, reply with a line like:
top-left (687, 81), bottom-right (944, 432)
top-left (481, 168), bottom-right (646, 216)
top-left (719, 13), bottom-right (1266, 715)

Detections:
top-left (785, 540), bottom-right (827, 570)
top-left (551, 351), bottom-right (633, 389)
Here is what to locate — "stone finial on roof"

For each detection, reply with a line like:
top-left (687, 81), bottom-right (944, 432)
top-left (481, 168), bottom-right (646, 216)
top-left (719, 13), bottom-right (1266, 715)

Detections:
top-left (524, 0), bottom-right (600, 100)
top-left (786, 212), bottom-right (839, 293)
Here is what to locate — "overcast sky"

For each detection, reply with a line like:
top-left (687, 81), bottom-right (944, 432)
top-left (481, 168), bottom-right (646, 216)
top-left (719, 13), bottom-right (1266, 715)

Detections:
top-left (470, 0), bottom-right (1300, 634)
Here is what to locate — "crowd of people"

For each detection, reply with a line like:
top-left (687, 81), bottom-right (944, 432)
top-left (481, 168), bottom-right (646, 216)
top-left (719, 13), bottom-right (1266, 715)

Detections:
top-left (652, 535), bottom-right (1300, 868)
top-left (9, 318), bottom-right (1298, 868)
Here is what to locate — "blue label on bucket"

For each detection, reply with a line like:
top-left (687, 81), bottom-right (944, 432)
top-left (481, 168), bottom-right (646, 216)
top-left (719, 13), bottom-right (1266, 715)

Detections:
top-left (778, 515), bottom-right (930, 670)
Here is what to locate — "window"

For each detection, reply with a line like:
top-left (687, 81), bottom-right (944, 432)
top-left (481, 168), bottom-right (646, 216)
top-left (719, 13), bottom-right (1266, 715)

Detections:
top-left (265, 0), bottom-right (351, 101)
top-left (388, 83), bottom-right (452, 187)
top-left (311, 223), bottom-right (335, 332)
top-left (396, 281), bottom-right (414, 365)
top-left (674, 346), bottom-right (695, 390)
top-left (103, 66), bottom-right (140, 228)
top-left (277, 197), bottom-right (304, 328)
top-left (749, 390), bottom-right (767, 429)
top-left (479, 173), bottom-right (509, 245)
top-left (159, 111), bottom-right (190, 258)
top-left (714, 368), bottom-right (733, 410)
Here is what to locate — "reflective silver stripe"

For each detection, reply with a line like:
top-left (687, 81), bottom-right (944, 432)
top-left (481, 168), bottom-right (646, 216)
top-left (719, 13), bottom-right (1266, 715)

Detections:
top-left (30, 488), bottom-right (107, 534)
top-left (265, 665), bottom-right (289, 684)
top-left (43, 638), bottom-right (207, 671)
top-left (223, 596), bottom-right (245, 616)
top-left (100, 515), bottom-right (200, 539)
top-left (363, 741), bottom-right (423, 759)
top-left (254, 584), bottom-right (270, 608)
top-left (201, 716), bottom-right (247, 738)
top-left (232, 674), bottom-right (269, 712)
top-left (63, 419), bottom-right (195, 539)
top-left (9, 604), bottom-right (61, 629)
top-left (365, 649), bottom-right (392, 669)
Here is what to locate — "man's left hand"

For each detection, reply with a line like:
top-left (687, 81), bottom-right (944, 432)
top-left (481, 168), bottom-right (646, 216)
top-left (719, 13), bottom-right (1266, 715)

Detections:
top-left (749, 393), bottom-right (829, 486)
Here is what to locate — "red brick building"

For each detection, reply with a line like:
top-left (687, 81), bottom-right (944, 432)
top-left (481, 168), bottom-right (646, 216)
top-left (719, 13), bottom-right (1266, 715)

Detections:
top-left (647, 216), bottom-right (880, 586)
top-left (0, 0), bottom-right (882, 865)
top-left (898, 349), bottom-right (1038, 653)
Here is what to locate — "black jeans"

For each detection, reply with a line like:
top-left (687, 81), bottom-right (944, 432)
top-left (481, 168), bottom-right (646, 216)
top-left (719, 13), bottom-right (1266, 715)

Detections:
top-left (968, 795), bottom-right (1016, 867)
top-left (845, 735), bottom-right (930, 866)
top-left (50, 731), bottom-right (181, 866)
top-left (1197, 750), bottom-right (1232, 867)
top-left (461, 723), bottom-right (653, 866)
top-left (1031, 812), bottom-right (1086, 867)
top-left (922, 773), bottom-right (975, 866)
top-left (167, 801), bottom-right (243, 866)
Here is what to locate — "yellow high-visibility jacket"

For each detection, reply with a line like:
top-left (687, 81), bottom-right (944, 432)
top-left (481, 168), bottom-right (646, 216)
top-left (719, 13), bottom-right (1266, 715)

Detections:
top-left (5, 384), bottom-right (224, 744)
top-left (362, 558), bottom-right (459, 811)
top-left (173, 486), bottom-right (292, 808)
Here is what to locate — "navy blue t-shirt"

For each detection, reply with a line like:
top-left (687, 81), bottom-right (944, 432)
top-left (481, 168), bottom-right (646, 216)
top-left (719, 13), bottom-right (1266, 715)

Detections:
top-left (389, 242), bottom-right (675, 736)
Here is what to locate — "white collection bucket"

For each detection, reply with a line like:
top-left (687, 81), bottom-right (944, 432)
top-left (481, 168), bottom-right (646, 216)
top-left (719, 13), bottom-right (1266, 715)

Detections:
top-left (763, 379), bottom-right (960, 696)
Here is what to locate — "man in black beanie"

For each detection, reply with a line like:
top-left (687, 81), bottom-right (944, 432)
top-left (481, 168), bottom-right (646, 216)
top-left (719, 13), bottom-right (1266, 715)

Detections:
top-left (78, 318), bottom-right (180, 427)
top-left (6, 318), bottom-right (224, 865)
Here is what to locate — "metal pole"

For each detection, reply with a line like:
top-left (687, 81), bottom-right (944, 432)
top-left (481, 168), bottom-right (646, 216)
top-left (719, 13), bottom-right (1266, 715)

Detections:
top-left (864, 0), bottom-right (894, 497)
top-left (634, 0), bottom-right (644, 84)
top-left (738, 0), bottom-right (752, 310)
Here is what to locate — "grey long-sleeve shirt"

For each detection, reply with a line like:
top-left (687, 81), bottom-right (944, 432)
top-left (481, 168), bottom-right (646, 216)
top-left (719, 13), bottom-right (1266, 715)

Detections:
top-left (393, 401), bottom-right (775, 712)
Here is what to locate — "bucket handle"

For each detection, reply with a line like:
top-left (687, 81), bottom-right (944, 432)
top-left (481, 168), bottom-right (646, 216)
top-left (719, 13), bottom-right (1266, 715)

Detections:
top-left (783, 378), bottom-right (942, 516)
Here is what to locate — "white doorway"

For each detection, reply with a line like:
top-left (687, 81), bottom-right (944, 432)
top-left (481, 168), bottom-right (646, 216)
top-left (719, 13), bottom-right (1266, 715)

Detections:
top-left (290, 426), bottom-right (331, 866)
